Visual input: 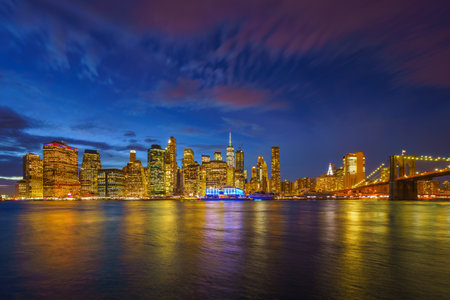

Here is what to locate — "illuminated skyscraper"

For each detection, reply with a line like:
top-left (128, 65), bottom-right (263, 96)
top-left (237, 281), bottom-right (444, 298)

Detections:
top-left (204, 152), bottom-right (228, 189)
top-left (281, 179), bottom-right (293, 195)
top-left (201, 155), bottom-right (210, 164)
top-left (43, 141), bottom-right (80, 198)
top-left (263, 161), bottom-right (269, 192)
top-left (294, 177), bottom-right (316, 193)
top-left (124, 150), bottom-right (148, 198)
top-left (343, 152), bottom-right (365, 188)
top-left (214, 151), bottom-right (223, 161)
top-left (79, 149), bottom-right (101, 197)
top-left (183, 148), bottom-right (195, 168)
top-left (226, 132), bottom-right (235, 168)
top-left (183, 162), bottom-right (200, 196)
top-left (22, 153), bottom-right (43, 198)
top-left (130, 149), bottom-right (136, 162)
top-left (165, 137), bottom-right (177, 193)
top-left (257, 156), bottom-right (264, 181)
top-left (270, 146), bottom-right (280, 193)
top-left (235, 149), bottom-right (244, 172)
top-left (234, 148), bottom-right (245, 190)
top-left (148, 144), bottom-right (166, 195)
top-left (98, 169), bottom-right (125, 197)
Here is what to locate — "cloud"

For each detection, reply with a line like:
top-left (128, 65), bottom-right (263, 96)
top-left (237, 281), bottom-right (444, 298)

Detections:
top-left (124, 131), bottom-right (136, 137)
top-left (145, 138), bottom-right (159, 143)
top-left (222, 117), bottom-right (263, 136)
top-left (147, 77), bottom-right (272, 111)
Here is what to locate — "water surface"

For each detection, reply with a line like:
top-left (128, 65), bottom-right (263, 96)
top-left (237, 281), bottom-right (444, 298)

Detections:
top-left (0, 200), bottom-right (449, 299)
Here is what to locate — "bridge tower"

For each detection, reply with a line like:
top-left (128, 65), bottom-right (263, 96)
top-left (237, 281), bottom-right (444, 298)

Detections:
top-left (389, 155), bottom-right (417, 200)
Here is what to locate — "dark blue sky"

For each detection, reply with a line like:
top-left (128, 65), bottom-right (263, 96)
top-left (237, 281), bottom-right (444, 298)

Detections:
top-left (1, 0), bottom-right (450, 194)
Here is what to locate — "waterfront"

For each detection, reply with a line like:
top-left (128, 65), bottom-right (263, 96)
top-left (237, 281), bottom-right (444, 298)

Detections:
top-left (0, 200), bottom-right (449, 299)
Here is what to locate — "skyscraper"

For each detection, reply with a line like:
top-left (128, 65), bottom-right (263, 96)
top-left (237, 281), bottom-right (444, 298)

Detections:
top-left (343, 152), bottom-right (365, 188)
top-left (43, 141), bottom-right (80, 198)
top-left (124, 149), bottom-right (148, 198)
top-left (204, 160), bottom-right (227, 189)
top-left (22, 153), bottom-right (43, 198)
top-left (226, 132), bottom-right (235, 168)
top-left (79, 149), bottom-right (101, 197)
top-left (148, 144), bottom-right (166, 195)
top-left (98, 168), bottom-right (125, 197)
top-left (270, 146), bottom-right (280, 193)
top-left (165, 137), bottom-right (177, 193)
top-left (183, 148), bottom-right (195, 168)
top-left (235, 149), bottom-right (244, 172)
top-left (130, 149), bottom-right (137, 162)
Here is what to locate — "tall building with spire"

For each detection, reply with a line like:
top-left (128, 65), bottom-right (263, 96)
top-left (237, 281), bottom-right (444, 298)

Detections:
top-left (270, 146), bottom-right (280, 193)
top-left (79, 149), bottom-right (101, 197)
top-left (226, 132), bottom-right (235, 168)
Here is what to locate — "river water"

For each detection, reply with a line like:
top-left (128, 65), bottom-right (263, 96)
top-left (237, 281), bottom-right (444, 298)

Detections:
top-left (0, 200), bottom-right (449, 299)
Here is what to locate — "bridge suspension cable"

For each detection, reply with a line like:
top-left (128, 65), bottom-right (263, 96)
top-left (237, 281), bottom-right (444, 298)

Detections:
top-left (395, 155), bottom-right (450, 161)
top-left (352, 163), bottom-right (385, 188)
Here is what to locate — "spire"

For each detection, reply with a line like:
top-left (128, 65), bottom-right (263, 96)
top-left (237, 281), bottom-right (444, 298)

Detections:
top-left (229, 132), bottom-right (232, 146)
top-left (327, 163), bottom-right (334, 176)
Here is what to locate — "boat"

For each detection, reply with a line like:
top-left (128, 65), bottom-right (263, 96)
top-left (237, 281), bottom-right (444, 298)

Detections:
top-left (248, 192), bottom-right (274, 200)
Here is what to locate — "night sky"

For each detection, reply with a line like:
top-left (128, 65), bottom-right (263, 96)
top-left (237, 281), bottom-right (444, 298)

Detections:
top-left (1, 0), bottom-right (450, 195)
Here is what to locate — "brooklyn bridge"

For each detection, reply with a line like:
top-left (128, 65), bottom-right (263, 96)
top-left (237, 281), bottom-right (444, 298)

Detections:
top-left (339, 155), bottom-right (450, 200)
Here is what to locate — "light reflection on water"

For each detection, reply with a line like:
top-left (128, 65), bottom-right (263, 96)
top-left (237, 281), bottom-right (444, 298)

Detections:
top-left (0, 200), bottom-right (449, 299)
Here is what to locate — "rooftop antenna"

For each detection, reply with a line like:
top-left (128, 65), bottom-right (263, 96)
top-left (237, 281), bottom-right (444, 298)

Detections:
top-left (229, 132), bottom-right (232, 146)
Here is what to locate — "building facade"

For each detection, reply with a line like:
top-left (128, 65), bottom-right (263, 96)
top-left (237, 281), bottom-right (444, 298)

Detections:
top-left (43, 141), bottom-right (80, 198)
top-left (343, 152), bottom-right (366, 189)
top-left (79, 149), bottom-right (101, 197)
top-left (22, 153), bottom-right (43, 198)
top-left (124, 150), bottom-right (148, 198)
top-left (98, 169), bottom-right (125, 197)
top-left (148, 144), bottom-right (166, 195)
top-left (270, 146), bottom-right (281, 193)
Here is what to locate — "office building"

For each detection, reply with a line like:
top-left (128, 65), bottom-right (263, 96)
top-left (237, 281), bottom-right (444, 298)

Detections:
top-left (201, 155), bottom-right (210, 164)
top-left (147, 144), bottom-right (166, 195)
top-left (43, 141), bottom-right (80, 198)
top-left (79, 149), bottom-right (101, 197)
top-left (22, 153), bottom-right (43, 198)
top-left (281, 179), bottom-right (293, 195)
top-left (204, 159), bottom-right (227, 189)
top-left (98, 169), bottom-right (125, 197)
top-left (165, 137), bottom-right (177, 194)
top-left (270, 146), bottom-right (280, 193)
top-left (124, 150), bottom-right (148, 198)
top-left (343, 152), bottom-right (365, 188)
top-left (294, 177), bottom-right (316, 193)
top-left (235, 149), bottom-right (244, 172)
top-left (182, 148), bottom-right (195, 168)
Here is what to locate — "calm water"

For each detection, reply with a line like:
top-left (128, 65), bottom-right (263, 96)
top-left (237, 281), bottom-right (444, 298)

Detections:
top-left (0, 200), bottom-right (449, 299)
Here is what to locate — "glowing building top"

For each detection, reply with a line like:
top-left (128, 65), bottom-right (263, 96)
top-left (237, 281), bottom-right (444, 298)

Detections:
top-left (226, 132), bottom-right (235, 168)
top-left (327, 163), bottom-right (334, 176)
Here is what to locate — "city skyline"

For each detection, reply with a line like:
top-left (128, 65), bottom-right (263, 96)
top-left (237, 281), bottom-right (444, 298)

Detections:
top-left (1, 1), bottom-right (450, 195)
